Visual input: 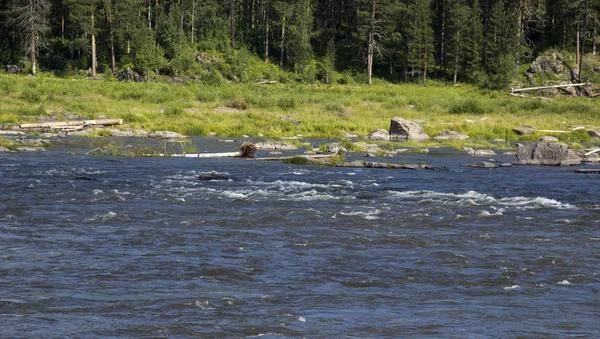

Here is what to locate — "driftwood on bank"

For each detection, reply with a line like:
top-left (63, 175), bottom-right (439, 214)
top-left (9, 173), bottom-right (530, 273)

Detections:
top-left (20, 119), bottom-right (123, 131)
top-left (510, 83), bottom-right (587, 94)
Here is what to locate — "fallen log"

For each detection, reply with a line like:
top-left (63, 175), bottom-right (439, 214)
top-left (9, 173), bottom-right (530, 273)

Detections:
top-left (152, 142), bottom-right (256, 158)
top-left (510, 83), bottom-right (586, 94)
top-left (20, 118), bottom-right (123, 129)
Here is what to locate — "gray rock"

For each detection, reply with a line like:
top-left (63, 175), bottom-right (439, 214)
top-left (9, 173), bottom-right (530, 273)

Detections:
top-left (106, 128), bottom-right (149, 137)
top-left (5, 65), bottom-right (22, 74)
top-left (366, 128), bottom-right (390, 141)
top-left (0, 146), bottom-right (13, 152)
top-left (342, 132), bottom-right (358, 138)
top-left (255, 141), bottom-right (298, 150)
top-left (434, 130), bottom-right (469, 141)
top-left (0, 130), bottom-right (25, 135)
top-left (516, 142), bottom-right (581, 166)
top-left (147, 131), bottom-right (187, 139)
top-left (575, 168), bottom-right (600, 173)
top-left (539, 136), bottom-right (559, 143)
top-left (464, 161), bottom-right (497, 168)
top-left (389, 117), bottom-right (430, 141)
top-left (199, 171), bottom-right (231, 181)
top-left (513, 125), bottom-right (535, 135)
top-left (500, 163), bottom-right (513, 167)
top-left (464, 147), bottom-right (496, 156)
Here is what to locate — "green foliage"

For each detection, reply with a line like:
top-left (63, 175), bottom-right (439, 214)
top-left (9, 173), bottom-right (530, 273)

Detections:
top-left (277, 97), bottom-right (296, 110)
top-left (449, 99), bottom-right (489, 115)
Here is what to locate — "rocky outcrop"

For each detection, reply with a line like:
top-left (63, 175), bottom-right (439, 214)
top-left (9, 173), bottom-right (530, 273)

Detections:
top-left (434, 130), bottom-right (469, 141)
top-left (389, 117), bottom-right (429, 141)
top-left (516, 142), bottom-right (581, 166)
top-left (115, 68), bottom-right (146, 82)
top-left (5, 65), bottom-right (22, 74)
top-left (366, 129), bottom-right (389, 141)
top-left (255, 141), bottom-right (298, 150)
top-left (513, 125), bottom-right (534, 135)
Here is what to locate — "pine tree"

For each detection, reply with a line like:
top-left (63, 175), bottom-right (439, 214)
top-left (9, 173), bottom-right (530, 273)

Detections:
top-left (7, 0), bottom-right (51, 75)
top-left (65, 0), bottom-right (103, 77)
top-left (406, 0), bottom-right (434, 84)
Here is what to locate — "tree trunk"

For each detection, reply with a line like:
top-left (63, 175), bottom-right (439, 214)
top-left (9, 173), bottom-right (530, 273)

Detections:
top-left (280, 15), bottom-right (286, 69)
top-left (30, 34), bottom-right (37, 75)
top-left (91, 12), bottom-right (97, 77)
top-left (265, 5), bottom-right (269, 62)
top-left (367, 0), bottom-right (375, 84)
top-left (109, 13), bottom-right (116, 72)
top-left (230, 0), bottom-right (235, 49)
top-left (191, 0), bottom-right (196, 44)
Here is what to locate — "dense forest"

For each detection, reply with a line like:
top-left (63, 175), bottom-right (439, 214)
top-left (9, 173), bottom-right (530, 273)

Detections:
top-left (0, 0), bottom-right (599, 88)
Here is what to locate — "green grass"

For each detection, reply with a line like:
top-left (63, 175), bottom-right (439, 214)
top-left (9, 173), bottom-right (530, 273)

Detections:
top-left (0, 73), bottom-right (599, 146)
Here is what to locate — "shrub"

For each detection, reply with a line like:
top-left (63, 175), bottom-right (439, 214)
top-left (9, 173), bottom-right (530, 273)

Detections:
top-left (449, 99), bottom-right (488, 114)
top-left (277, 97), bottom-right (296, 110)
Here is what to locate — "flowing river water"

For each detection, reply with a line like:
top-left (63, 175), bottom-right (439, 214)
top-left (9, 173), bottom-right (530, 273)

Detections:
top-left (1, 138), bottom-right (599, 338)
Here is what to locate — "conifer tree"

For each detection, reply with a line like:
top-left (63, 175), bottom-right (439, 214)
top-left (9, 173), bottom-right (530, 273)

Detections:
top-left (406, 0), bottom-right (434, 84)
top-left (7, 0), bottom-right (51, 75)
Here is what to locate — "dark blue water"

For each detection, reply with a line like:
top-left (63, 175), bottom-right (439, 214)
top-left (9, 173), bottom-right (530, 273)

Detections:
top-left (1, 138), bottom-right (599, 338)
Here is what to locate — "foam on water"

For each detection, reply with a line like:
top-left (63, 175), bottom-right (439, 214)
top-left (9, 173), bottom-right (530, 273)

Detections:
top-left (389, 190), bottom-right (576, 211)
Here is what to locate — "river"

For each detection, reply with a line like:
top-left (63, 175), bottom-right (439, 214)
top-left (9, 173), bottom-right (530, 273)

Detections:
top-left (1, 138), bottom-right (599, 338)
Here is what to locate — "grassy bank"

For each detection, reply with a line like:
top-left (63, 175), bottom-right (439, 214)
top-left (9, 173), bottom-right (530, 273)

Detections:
top-left (1, 73), bottom-right (599, 148)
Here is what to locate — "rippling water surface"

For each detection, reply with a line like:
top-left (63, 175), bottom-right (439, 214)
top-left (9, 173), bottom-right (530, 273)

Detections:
top-left (1, 138), bottom-right (599, 338)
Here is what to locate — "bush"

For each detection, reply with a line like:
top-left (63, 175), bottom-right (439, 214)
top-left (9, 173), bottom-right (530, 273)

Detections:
top-left (449, 99), bottom-right (489, 114)
top-left (277, 97), bottom-right (296, 110)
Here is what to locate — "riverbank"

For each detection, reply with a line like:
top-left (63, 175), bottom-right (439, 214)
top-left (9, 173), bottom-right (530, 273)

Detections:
top-left (1, 74), bottom-right (599, 149)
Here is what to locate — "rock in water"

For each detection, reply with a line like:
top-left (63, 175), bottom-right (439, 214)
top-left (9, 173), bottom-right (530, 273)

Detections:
top-left (389, 117), bottom-right (430, 142)
top-left (516, 142), bottom-right (581, 166)
top-left (199, 171), bottom-right (231, 181)
top-left (463, 161), bottom-right (497, 168)
top-left (366, 129), bottom-right (389, 141)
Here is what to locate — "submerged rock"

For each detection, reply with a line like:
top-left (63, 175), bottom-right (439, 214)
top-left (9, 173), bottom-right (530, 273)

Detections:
top-left (464, 161), bottom-right (497, 168)
top-left (516, 141), bottom-right (581, 166)
top-left (389, 117), bottom-right (430, 141)
top-left (199, 171), bottom-right (232, 181)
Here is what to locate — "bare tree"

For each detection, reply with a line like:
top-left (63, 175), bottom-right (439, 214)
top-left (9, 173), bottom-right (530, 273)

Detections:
top-left (8, 0), bottom-right (51, 75)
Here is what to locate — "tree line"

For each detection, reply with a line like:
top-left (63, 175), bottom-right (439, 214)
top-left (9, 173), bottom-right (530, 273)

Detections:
top-left (0, 0), bottom-right (598, 87)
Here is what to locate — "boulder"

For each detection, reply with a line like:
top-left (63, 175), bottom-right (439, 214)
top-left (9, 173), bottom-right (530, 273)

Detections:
top-left (0, 146), bottom-right (13, 152)
top-left (389, 117), bottom-right (430, 141)
top-left (513, 125), bottom-right (534, 135)
top-left (516, 142), bottom-right (581, 166)
top-left (147, 131), bottom-right (187, 139)
top-left (115, 68), bottom-right (145, 82)
top-left (366, 129), bottom-right (389, 141)
top-left (255, 141), bottom-right (298, 150)
top-left (199, 171), bottom-right (231, 181)
top-left (463, 147), bottom-right (496, 156)
top-left (464, 161), bottom-right (497, 168)
top-left (539, 136), bottom-right (559, 143)
top-left (434, 130), bottom-right (469, 141)
top-left (4, 65), bottom-right (22, 74)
